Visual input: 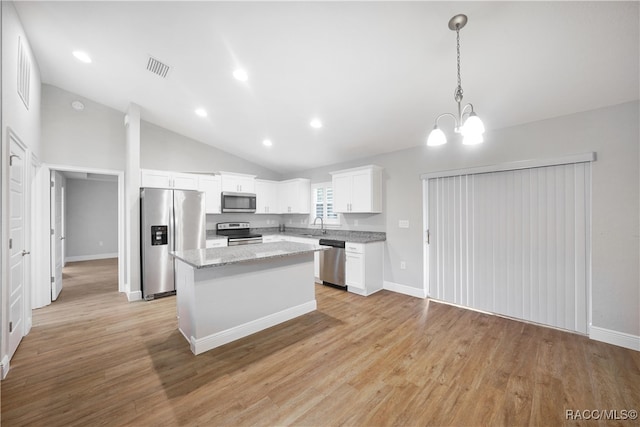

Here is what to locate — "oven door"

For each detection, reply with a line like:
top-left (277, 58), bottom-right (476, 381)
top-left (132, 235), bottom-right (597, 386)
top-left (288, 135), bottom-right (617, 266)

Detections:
top-left (228, 237), bottom-right (263, 246)
top-left (221, 192), bottom-right (256, 213)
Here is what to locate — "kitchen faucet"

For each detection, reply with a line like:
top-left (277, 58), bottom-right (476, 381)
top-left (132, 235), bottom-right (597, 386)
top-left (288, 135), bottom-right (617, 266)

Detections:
top-left (313, 216), bottom-right (326, 234)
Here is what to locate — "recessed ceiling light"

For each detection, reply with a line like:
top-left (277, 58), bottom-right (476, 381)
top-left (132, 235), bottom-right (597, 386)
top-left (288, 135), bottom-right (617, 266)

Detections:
top-left (72, 50), bottom-right (92, 64)
top-left (262, 139), bottom-right (273, 147)
top-left (310, 118), bottom-right (323, 129)
top-left (233, 69), bottom-right (248, 82)
top-left (195, 108), bottom-right (207, 117)
top-left (71, 100), bottom-right (85, 111)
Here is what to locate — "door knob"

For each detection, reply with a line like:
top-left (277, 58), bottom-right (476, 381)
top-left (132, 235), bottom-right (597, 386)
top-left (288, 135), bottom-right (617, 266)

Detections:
top-left (60, 236), bottom-right (65, 240)
top-left (21, 250), bottom-right (30, 256)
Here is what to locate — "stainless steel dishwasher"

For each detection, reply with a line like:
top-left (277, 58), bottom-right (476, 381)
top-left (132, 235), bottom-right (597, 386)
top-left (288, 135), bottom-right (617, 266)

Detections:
top-left (319, 239), bottom-right (346, 289)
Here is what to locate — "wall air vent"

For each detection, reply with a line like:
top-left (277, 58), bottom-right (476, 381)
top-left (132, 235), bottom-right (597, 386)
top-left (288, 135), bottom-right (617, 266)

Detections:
top-left (146, 56), bottom-right (171, 78)
top-left (17, 36), bottom-right (31, 110)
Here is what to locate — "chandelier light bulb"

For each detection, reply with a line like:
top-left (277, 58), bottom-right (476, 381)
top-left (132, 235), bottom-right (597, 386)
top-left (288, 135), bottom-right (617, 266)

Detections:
top-left (427, 127), bottom-right (447, 146)
top-left (461, 113), bottom-right (485, 137)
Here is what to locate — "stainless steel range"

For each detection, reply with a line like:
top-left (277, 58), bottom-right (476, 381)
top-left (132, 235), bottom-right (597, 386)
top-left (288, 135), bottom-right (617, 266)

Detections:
top-left (216, 222), bottom-right (263, 246)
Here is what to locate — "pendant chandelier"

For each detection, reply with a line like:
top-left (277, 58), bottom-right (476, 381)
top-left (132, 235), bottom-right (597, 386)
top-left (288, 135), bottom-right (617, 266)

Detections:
top-left (427, 14), bottom-right (485, 147)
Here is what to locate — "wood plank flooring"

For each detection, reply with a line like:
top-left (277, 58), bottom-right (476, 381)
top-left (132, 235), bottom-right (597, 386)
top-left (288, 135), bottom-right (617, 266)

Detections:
top-left (1, 258), bottom-right (639, 426)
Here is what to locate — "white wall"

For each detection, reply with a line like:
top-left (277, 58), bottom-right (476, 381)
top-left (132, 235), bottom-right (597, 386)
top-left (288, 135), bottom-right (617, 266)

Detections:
top-left (65, 178), bottom-right (118, 261)
top-left (40, 84), bottom-right (125, 170)
top-left (285, 101), bottom-right (640, 338)
top-left (140, 121), bottom-right (282, 180)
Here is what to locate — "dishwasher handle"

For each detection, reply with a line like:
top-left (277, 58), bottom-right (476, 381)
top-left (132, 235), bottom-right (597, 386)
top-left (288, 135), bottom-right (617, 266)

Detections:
top-left (319, 239), bottom-right (345, 248)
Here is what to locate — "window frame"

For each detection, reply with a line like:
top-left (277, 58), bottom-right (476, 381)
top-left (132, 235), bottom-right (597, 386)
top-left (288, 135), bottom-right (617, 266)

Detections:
top-left (310, 182), bottom-right (340, 226)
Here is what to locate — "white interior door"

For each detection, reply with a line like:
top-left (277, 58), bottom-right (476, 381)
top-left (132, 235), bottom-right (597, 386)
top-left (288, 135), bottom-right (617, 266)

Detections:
top-left (50, 171), bottom-right (63, 300)
top-left (8, 137), bottom-right (27, 359)
top-left (427, 162), bottom-right (590, 334)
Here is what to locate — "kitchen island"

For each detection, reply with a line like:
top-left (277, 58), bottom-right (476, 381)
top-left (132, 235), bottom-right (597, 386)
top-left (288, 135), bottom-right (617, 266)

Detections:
top-left (171, 242), bottom-right (328, 355)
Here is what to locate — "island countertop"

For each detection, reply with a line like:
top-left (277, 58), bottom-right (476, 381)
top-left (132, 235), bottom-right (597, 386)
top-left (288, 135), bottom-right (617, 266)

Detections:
top-left (172, 241), bottom-right (329, 269)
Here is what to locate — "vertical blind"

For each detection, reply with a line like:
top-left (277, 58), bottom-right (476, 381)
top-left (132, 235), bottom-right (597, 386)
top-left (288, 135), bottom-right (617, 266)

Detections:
top-left (428, 162), bottom-right (590, 333)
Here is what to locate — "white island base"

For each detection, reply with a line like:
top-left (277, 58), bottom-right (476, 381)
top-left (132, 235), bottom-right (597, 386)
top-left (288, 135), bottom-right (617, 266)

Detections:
top-left (175, 252), bottom-right (317, 355)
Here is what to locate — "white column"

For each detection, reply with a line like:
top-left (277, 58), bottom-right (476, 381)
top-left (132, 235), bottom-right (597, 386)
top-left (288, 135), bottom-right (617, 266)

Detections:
top-left (124, 104), bottom-right (141, 300)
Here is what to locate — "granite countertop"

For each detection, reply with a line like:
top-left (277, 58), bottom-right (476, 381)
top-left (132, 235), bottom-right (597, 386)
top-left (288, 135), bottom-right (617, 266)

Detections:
top-left (258, 227), bottom-right (386, 243)
top-left (172, 241), bottom-right (329, 269)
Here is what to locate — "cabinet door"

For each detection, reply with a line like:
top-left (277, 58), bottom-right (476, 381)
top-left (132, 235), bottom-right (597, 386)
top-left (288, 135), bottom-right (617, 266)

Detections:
top-left (255, 180), bottom-right (278, 214)
top-left (349, 171), bottom-right (372, 212)
top-left (278, 181), bottom-right (294, 213)
top-left (221, 174), bottom-right (256, 193)
top-left (345, 252), bottom-right (365, 290)
top-left (198, 176), bottom-right (222, 214)
top-left (141, 169), bottom-right (172, 188)
top-left (293, 180), bottom-right (311, 214)
top-left (236, 175), bottom-right (256, 193)
top-left (173, 173), bottom-right (199, 190)
top-left (314, 252), bottom-right (320, 283)
top-left (332, 174), bottom-right (351, 212)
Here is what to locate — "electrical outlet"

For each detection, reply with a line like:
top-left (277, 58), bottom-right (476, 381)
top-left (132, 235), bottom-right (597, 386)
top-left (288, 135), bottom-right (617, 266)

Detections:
top-left (354, 219), bottom-right (359, 226)
top-left (399, 220), bottom-right (409, 228)
top-left (400, 261), bottom-right (406, 269)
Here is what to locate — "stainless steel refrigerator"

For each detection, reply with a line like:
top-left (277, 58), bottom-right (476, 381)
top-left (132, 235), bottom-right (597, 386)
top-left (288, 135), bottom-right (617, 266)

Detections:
top-left (140, 188), bottom-right (205, 300)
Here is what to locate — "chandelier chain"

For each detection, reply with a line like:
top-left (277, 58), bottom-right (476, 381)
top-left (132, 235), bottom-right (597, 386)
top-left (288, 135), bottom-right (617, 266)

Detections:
top-left (455, 26), bottom-right (463, 102)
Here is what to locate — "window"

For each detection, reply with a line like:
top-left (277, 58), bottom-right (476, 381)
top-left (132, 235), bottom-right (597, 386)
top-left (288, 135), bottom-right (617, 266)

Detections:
top-left (311, 182), bottom-right (339, 225)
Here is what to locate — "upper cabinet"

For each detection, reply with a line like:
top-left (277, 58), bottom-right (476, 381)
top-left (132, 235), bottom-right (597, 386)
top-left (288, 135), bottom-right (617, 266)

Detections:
top-left (279, 178), bottom-right (310, 214)
top-left (331, 165), bottom-right (383, 213)
top-left (255, 179), bottom-right (280, 214)
top-left (219, 171), bottom-right (256, 193)
top-left (198, 175), bottom-right (222, 214)
top-left (141, 169), bottom-right (198, 191)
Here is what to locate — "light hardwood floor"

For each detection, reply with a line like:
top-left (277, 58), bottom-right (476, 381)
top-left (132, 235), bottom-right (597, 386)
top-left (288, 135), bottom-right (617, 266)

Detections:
top-left (1, 258), bottom-right (639, 426)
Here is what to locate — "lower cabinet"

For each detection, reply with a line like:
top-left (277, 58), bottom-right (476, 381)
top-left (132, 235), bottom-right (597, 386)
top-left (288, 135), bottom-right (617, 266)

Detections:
top-left (206, 239), bottom-right (227, 248)
top-left (345, 241), bottom-right (383, 296)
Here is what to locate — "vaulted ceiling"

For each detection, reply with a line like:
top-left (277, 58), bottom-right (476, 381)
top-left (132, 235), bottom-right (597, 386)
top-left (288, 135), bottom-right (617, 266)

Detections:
top-left (14, 1), bottom-right (640, 173)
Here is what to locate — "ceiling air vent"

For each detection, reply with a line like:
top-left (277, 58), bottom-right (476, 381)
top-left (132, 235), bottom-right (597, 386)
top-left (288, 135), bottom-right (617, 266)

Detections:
top-left (146, 56), bottom-right (170, 78)
top-left (17, 36), bottom-right (31, 110)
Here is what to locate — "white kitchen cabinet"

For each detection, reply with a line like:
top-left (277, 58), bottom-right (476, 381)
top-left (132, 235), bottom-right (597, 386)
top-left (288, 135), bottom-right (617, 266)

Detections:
top-left (331, 165), bottom-right (383, 213)
top-left (278, 178), bottom-right (310, 214)
top-left (345, 241), bottom-right (383, 296)
top-left (141, 169), bottom-right (172, 188)
top-left (141, 169), bottom-right (199, 190)
top-left (255, 179), bottom-right (280, 214)
top-left (206, 238), bottom-right (227, 248)
top-left (172, 172), bottom-right (199, 190)
top-left (198, 175), bottom-right (222, 214)
top-left (219, 171), bottom-right (256, 193)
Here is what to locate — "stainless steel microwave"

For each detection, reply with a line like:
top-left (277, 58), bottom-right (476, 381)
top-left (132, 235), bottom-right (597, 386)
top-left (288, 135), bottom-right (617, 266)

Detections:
top-left (221, 192), bottom-right (256, 213)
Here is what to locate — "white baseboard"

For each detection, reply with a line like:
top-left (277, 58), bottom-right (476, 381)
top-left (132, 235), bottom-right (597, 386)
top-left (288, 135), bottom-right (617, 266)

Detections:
top-left (590, 326), bottom-right (640, 351)
top-left (1, 354), bottom-right (10, 380)
top-left (127, 290), bottom-right (142, 302)
top-left (191, 300), bottom-right (317, 355)
top-left (66, 253), bottom-right (118, 263)
top-left (383, 281), bottom-right (427, 299)
top-left (25, 316), bottom-right (32, 335)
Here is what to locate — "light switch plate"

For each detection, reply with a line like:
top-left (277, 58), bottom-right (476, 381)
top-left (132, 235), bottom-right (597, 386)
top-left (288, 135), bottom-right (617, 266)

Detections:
top-left (399, 220), bottom-right (409, 228)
